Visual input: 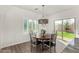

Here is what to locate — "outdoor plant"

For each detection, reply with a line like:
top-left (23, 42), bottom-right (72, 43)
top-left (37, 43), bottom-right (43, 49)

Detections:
top-left (64, 21), bottom-right (70, 32)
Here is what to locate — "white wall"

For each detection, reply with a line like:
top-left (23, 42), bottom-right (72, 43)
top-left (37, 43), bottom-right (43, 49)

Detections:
top-left (0, 6), bottom-right (41, 49)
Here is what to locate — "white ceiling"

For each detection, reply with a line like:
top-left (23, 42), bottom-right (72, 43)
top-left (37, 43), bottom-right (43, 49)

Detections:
top-left (15, 5), bottom-right (78, 17)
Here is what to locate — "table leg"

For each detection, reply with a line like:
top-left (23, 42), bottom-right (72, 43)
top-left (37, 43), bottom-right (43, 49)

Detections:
top-left (41, 39), bottom-right (44, 52)
top-left (49, 41), bottom-right (51, 53)
top-left (36, 39), bottom-right (38, 53)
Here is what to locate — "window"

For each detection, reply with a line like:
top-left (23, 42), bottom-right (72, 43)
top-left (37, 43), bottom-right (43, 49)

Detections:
top-left (24, 19), bottom-right (39, 33)
top-left (24, 19), bottom-right (28, 32)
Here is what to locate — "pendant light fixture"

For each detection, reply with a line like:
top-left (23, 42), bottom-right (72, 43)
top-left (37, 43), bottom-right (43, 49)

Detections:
top-left (38, 5), bottom-right (48, 24)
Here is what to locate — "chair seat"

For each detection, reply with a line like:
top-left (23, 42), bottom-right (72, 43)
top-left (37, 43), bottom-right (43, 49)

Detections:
top-left (32, 41), bottom-right (42, 45)
top-left (44, 41), bottom-right (56, 46)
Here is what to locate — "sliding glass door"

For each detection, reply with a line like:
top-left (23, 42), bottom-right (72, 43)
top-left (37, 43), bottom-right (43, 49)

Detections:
top-left (55, 18), bottom-right (76, 43)
top-left (63, 18), bottom-right (75, 42)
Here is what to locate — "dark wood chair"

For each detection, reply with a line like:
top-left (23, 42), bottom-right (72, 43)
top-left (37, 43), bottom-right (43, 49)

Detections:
top-left (50, 34), bottom-right (57, 52)
top-left (30, 33), bottom-right (41, 52)
top-left (44, 33), bottom-right (57, 53)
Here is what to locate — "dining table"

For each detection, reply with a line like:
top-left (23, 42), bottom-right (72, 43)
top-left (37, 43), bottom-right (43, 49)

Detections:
top-left (33, 34), bottom-right (52, 52)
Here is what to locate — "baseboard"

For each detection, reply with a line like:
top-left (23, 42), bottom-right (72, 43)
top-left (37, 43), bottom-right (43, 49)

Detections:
top-left (0, 40), bottom-right (30, 49)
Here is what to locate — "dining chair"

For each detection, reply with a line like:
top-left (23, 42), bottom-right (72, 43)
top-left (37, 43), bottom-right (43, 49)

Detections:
top-left (50, 33), bottom-right (57, 53)
top-left (44, 33), bottom-right (57, 53)
top-left (29, 33), bottom-right (41, 53)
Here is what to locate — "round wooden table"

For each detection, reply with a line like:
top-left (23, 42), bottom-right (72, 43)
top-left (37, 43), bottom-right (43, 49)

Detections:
top-left (33, 35), bottom-right (51, 52)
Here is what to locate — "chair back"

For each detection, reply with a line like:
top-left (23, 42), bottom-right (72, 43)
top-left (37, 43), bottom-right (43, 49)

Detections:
top-left (29, 33), bottom-right (36, 43)
top-left (51, 32), bottom-right (57, 44)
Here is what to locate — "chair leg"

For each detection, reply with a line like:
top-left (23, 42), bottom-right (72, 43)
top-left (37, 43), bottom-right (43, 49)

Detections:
top-left (31, 44), bottom-right (32, 53)
top-left (36, 45), bottom-right (38, 53)
top-left (54, 46), bottom-right (56, 53)
top-left (49, 47), bottom-right (51, 53)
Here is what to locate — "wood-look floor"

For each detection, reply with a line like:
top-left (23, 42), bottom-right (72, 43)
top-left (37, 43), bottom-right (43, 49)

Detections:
top-left (0, 42), bottom-right (55, 53)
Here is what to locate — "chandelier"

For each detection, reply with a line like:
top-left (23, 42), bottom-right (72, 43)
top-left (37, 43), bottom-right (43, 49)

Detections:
top-left (38, 5), bottom-right (48, 24)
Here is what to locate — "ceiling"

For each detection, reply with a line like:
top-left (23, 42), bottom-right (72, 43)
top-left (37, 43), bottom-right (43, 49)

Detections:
top-left (15, 5), bottom-right (78, 17)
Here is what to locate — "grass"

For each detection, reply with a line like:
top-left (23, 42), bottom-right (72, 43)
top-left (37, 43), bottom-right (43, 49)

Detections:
top-left (57, 32), bottom-right (75, 39)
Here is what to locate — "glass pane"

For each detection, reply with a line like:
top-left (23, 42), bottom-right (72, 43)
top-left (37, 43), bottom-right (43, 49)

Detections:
top-left (24, 19), bottom-right (28, 32)
top-left (63, 18), bottom-right (75, 45)
top-left (55, 20), bottom-right (63, 40)
top-left (29, 21), bottom-right (33, 32)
